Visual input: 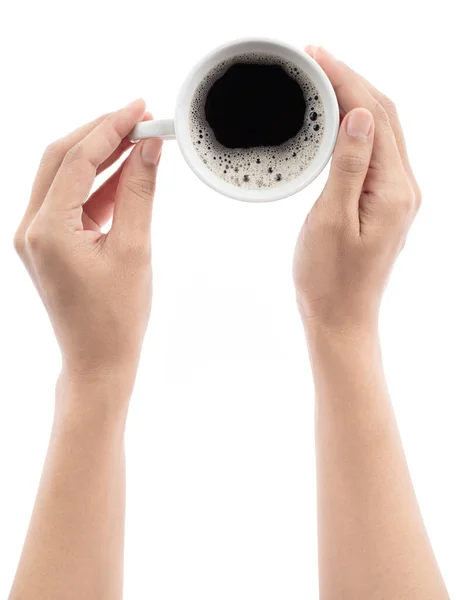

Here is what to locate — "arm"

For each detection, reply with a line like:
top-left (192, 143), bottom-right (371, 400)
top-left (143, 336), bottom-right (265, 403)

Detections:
top-left (308, 327), bottom-right (447, 600)
top-left (293, 46), bottom-right (449, 599)
top-left (10, 100), bottom-right (162, 600)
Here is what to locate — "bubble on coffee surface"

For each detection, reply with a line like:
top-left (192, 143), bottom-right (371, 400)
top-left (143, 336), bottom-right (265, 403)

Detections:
top-left (189, 53), bottom-right (325, 189)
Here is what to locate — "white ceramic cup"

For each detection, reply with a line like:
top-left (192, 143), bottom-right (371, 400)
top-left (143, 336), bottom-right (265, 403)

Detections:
top-left (129, 38), bottom-right (339, 203)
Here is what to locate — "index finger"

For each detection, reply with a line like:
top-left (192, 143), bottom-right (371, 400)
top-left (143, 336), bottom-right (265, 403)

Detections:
top-left (43, 99), bottom-right (146, 216)
top-left (19, 113), bottom-right (111, 236)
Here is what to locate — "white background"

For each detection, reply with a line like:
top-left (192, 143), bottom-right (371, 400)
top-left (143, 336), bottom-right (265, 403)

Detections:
top-left (1, 0), bottom-right (455, 597)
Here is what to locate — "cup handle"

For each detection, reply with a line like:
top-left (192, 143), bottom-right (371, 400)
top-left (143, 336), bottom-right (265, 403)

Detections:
top-left (129, 119), bottom-right (176, 141)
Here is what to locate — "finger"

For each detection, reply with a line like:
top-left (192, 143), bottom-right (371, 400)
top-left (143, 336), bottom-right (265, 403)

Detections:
top-left (110, 136), bottom-right (162, 245)
top-left (352, 73), bottom-right (409, 162)
top-left (18, 113), bottom-right (110, 234)
top-left (82, 113), bottom-right (153, 231)
top-left (347, 71), bottom-right (418, 188)
top-left (305, 45), bottom-right (408, 167)
top-left (306, 46), bottom-right (402, 175)
top-left (96, 111), bottom-right (153, 175)
top-left (82, 161), bottom-right (126, 231)
top-left (321, 108), bottom-right (374, 222)
top-left (81, 112), bottom-right (152, 231)
top-left (19, 108), bottom-right (151, 237)
top-left (44, 99), bottom-right (146, 215)
top-left (304, 44), bottom-right (317, 55)
top-left (306, 44), bottom-right (345, 125)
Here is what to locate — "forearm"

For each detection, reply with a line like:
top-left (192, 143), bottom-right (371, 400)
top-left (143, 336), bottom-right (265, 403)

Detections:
top-left (9, 373), bottom-right (132, 600)
top-left (306, 323), bottom-right (448, 600)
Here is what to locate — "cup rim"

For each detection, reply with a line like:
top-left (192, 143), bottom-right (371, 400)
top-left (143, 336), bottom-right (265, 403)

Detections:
top-left (174, 38), bottom-right (339, 203)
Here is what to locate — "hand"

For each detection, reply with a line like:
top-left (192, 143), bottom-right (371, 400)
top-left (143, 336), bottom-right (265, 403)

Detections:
top-left (14, 99), bottom-right (163, 389)
top-left (293, 47), bottom-right (421, 332)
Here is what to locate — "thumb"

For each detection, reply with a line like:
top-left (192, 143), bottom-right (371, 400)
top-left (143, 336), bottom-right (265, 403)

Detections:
top-left (321, 108), bottom-right (374, 219)
top-left (111, 137), bottom-right (163, 242)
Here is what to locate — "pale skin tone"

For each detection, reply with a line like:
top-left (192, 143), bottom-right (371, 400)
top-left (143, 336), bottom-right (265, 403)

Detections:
top-left (9, 47), bottom-right (448, 599)
top-left (294, 46), bottom-right (448, 599)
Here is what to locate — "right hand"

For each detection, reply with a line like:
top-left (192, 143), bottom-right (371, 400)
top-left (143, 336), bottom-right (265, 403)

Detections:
top-left (14, 100), bottom-right (163, 390)
top-left (293, 46), bottom-right (421, 332)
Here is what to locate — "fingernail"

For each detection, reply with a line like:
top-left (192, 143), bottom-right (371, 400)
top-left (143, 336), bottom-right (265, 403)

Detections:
top-left (125, 98), bottom-right (143, 109)
top-left (304, 44), bottom-right (317, 57)
top-left (315, 46), bottom-right (336, 61)
top-left (346, 109), bottom-right (373, 139)
top-left (141, 138), bottom-right (163, 165)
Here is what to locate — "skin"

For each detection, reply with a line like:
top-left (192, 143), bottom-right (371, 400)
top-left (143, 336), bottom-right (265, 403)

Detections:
top-left (9, 49), bottom-right (448, 600)
top-left (293, 46), bottom-right (448, 599)
top-left (11, 99), bottom-right (162, 600)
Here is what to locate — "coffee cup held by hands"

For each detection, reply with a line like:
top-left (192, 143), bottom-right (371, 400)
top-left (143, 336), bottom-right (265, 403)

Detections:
top-left (129, 39), bottom-right (339, 202)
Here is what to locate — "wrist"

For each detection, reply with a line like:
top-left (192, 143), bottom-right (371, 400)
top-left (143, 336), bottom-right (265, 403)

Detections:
top-left (303, 319), bottom-right (386, 411)
top-left (51, 379), bottom-right (128, 453)
top-left (302, 317), bottom-right (380, 345)
top-left (54, 364), bottom-right (137, 428)
top-left (303, 317), bottom-right (382, 366)
top-left (295, 287), bottom-right (381, 338)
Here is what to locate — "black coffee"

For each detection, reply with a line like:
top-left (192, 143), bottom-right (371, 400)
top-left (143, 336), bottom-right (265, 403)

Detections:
top-left (190, 53), bottom-right (325, 189)
top-left (204, 63), bottom-right (306, 149)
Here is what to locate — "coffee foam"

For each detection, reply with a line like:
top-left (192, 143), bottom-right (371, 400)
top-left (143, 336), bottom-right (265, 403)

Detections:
top-left (189, 53), bottom-right (325, 190)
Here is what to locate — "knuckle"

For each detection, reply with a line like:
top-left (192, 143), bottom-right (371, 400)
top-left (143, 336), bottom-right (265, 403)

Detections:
top-left (63, 141), bottom-right (85, 165)
top-left (42, 139), bottom-right (64, 162)
top-left (415, 187), bottom-right (422, 209)
top-left (13, 229), bottom-right (25, 256)
top-left (25, 221), bottom-right (48, 252)
top-left (125, 175), bottom-right (156, 200)
top-left (396, 188), bottom-right (415, 215)
top-left (105, 117), bottom-right (124, 150)
top-left (373, 99), bottom-right (389, 124)
top-left (25, 226), bottom-right (42, 251)
top-left (381, 94), bottom-right (398, 118)
top-left (335, 153), bottom-right (368, 175)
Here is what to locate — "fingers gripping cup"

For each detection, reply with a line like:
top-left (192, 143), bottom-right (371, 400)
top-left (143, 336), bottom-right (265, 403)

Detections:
top-left (129, 38), bottom-right (339, 202)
